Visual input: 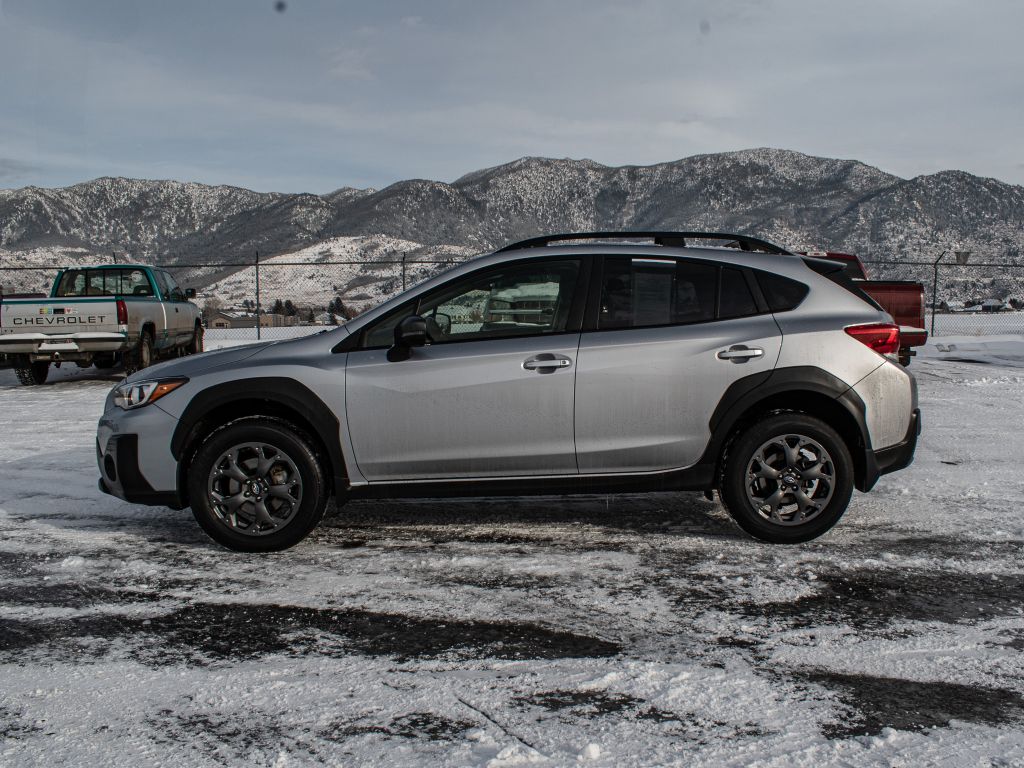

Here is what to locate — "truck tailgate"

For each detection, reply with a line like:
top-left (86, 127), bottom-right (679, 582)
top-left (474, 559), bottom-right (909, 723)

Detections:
top-left (0, 298), bottom-right (125, 354)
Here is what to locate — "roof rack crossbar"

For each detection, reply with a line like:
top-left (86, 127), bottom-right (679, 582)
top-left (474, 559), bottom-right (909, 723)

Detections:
top-left (497, 231), bottom-right (791, 255)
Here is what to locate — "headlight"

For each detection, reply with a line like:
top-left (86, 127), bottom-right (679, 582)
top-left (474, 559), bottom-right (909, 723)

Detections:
top-left (113, 377), bottom-right (188, 410)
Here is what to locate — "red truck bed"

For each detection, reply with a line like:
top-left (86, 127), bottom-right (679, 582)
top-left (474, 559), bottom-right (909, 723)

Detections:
top-left (803, 251), bottom-right (928, 365)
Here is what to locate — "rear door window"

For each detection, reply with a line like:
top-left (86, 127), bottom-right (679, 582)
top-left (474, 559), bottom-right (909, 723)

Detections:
top-left (599, 257), bottom-right (764, 329)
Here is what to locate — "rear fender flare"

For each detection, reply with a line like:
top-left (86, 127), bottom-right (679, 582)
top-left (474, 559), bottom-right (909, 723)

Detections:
top-left (702, 366), bottom-right (878, 492)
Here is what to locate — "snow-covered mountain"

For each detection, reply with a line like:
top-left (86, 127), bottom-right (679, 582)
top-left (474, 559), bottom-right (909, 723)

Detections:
top-left (1, 148), bottom-right (1022, 302)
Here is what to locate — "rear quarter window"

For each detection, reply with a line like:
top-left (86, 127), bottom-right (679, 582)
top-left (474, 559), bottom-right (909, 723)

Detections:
top-left (802, 258), bottom-right (883, 311)
top-left (755, 272), bottom-right (810, 312)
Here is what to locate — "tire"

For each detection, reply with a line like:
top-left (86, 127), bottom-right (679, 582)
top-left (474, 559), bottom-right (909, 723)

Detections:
top-left (187, 417), bottom-right (328, 552)
top-left (124, 330), bottom-right (153, 375)
top-left (719, 413), bottom-right (854, 544)
top-left (14, 357), bottom-right (49, 386)
top-left (94, 355), bottom-right (117, 370)
top-left (187, 323), bottom-right (204, 355)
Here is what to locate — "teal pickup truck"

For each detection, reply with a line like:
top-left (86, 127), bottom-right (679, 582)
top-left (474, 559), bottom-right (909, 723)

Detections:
top-left (0, 264), bottom-right (203, 385)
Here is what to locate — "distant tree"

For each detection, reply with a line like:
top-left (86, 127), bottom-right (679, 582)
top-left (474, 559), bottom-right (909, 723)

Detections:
top-left (1009, 297), bottom-right (1023, 310)
top-left (272, 299), bottom-right (285, 315)
top-left (328, 296), bottom-right (349, 318)
top-left (283, 299), bottom-right (298, 317)
top-left (329, 313), bottom-right (339, 325)
top-left (201, 296), bottom-right (223, 322)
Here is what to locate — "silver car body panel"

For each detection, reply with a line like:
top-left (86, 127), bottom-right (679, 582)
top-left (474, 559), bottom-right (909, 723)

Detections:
top-left (850, 362), bottom-right (915, 450)
top-left (345, 334), bottom-right (579, 480)
top-left (575, 313), bottom-right (782, 472)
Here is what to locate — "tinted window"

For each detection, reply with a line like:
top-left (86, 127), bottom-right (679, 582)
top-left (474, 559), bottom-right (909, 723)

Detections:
top-left (360, 259), bottom-right (581, 348)
top-left (802, 258), bottom-right (882, 311)
top-left (756, 272), bottom-right (809, 312)
top-left (55, 268), bottom-right (152, 297)
top-left (718, 267), bottom-right (758, 319)
top-left (599, 258), bottom-right (717, 329)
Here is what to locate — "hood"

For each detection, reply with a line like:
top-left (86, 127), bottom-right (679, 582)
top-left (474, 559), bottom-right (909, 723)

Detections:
top-left (125, 327), bottom-right (350, 382)
top-left (125, 341), bottom-right (275, 381)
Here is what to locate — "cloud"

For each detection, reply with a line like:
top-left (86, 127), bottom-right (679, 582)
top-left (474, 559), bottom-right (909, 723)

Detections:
top-left (327, 48), bottom-right (374, 82)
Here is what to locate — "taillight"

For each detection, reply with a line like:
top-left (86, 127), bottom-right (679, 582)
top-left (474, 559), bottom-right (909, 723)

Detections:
top-left (845, 323), bottom-right (900, 355)
top-left (116, 299), bottom-right (128, 325)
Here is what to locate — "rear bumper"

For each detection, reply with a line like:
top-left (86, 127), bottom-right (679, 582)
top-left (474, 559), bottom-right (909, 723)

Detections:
top-left (97, 434), bottom-right (184, 508)
top-left (0, 331), bottom-right (127, 358)
top-left (900, 327), bottom-right (928, 349)
top-left (874, 408), bottom-right (921, 476)
top-left (859, 408), bottom-right (920, 491)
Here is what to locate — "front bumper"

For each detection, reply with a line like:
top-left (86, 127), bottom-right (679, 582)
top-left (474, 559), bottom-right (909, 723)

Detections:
top-left (96, 405), bottom-right (184, 509)
top-left (97, 434), bottom-right (184, 508)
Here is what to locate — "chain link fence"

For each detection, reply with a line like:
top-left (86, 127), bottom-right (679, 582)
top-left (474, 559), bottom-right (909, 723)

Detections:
top-left (862, 259), bottom-right (1024, 337)
top-left (0, 259), bottom-right (461, 347)
top-left (2, 256), bottom-right (1023, 347)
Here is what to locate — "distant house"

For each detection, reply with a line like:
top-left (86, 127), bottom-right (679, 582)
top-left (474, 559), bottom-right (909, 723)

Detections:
top-left (981, 299), bottom-right (1005, 313)
top-left (207, 311), bottom-right (239, 329)
top-left (206, 311), bottom-right (298, 329)
top-left (259, 313), bottom-right (297, 328)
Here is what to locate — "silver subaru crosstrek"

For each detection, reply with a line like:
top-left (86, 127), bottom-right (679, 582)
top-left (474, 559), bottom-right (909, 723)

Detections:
top-left (97, 232), bottom-right (920, 551)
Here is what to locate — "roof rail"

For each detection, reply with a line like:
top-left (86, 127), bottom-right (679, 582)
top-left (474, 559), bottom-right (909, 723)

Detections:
top-left (497, 231), bottom-right (791, 255)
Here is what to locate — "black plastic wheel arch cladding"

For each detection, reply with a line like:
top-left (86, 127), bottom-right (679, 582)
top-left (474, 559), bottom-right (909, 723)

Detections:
top-left (702, 366), bottom-right (877, 493)
top-left (170, 378), bottom-right (347, 503)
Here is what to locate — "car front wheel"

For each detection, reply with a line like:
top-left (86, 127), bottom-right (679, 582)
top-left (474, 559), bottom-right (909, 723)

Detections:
top-left (719, 413), bottom-right (853, 544)
top-left (187, 417), bottom-right (328, 551)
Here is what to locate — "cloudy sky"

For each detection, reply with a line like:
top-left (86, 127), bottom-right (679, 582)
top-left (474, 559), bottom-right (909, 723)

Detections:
top-left (0, 0), bottom-right (1021, 192)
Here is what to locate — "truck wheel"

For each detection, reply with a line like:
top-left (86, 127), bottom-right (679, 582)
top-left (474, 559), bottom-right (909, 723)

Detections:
top-left (719, 413), bottom-right (854, 544)
top-left (124, 331), bottom-right (154, 375)
top-left (14, 358), bottom-right (49, 386)
top-left (94, 354), bottom-right (117, 370)
top-left (187, 417), bottom-right (328, 552)
top-left (187, 323), bottom-right (204, 355)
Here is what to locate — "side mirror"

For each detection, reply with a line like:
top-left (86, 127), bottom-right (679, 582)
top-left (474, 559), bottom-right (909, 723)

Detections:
top-left (388, 315), bottom-right (427, 361)
top-left (184, 288), bottom-right (197, 299)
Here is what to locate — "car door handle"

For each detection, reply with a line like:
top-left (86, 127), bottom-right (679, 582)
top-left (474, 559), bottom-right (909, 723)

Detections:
top-left (717, 345), bottom-right (764, 363)
top-left (523, 354), bottom-right (572, 372)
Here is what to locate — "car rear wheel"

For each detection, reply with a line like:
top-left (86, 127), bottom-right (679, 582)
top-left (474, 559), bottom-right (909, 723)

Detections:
top-left (187, 417), bottom-right (328, 551)
top-left (719, 413), bottom-right (853, 543)
top-left (14, 357), bottom-right (49, 386)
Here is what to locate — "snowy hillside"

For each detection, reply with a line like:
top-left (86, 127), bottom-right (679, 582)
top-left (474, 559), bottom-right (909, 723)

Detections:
top-left (194, 235), bottom-right (476, 310)
top-left (1, 149), bottom-right (1023, 264)
top-left (2, 149), bottom-right (1023, 307)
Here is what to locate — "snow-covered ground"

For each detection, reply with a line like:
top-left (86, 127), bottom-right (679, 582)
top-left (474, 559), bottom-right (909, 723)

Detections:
top-left (1, 343), bottom-right (1023, 766)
